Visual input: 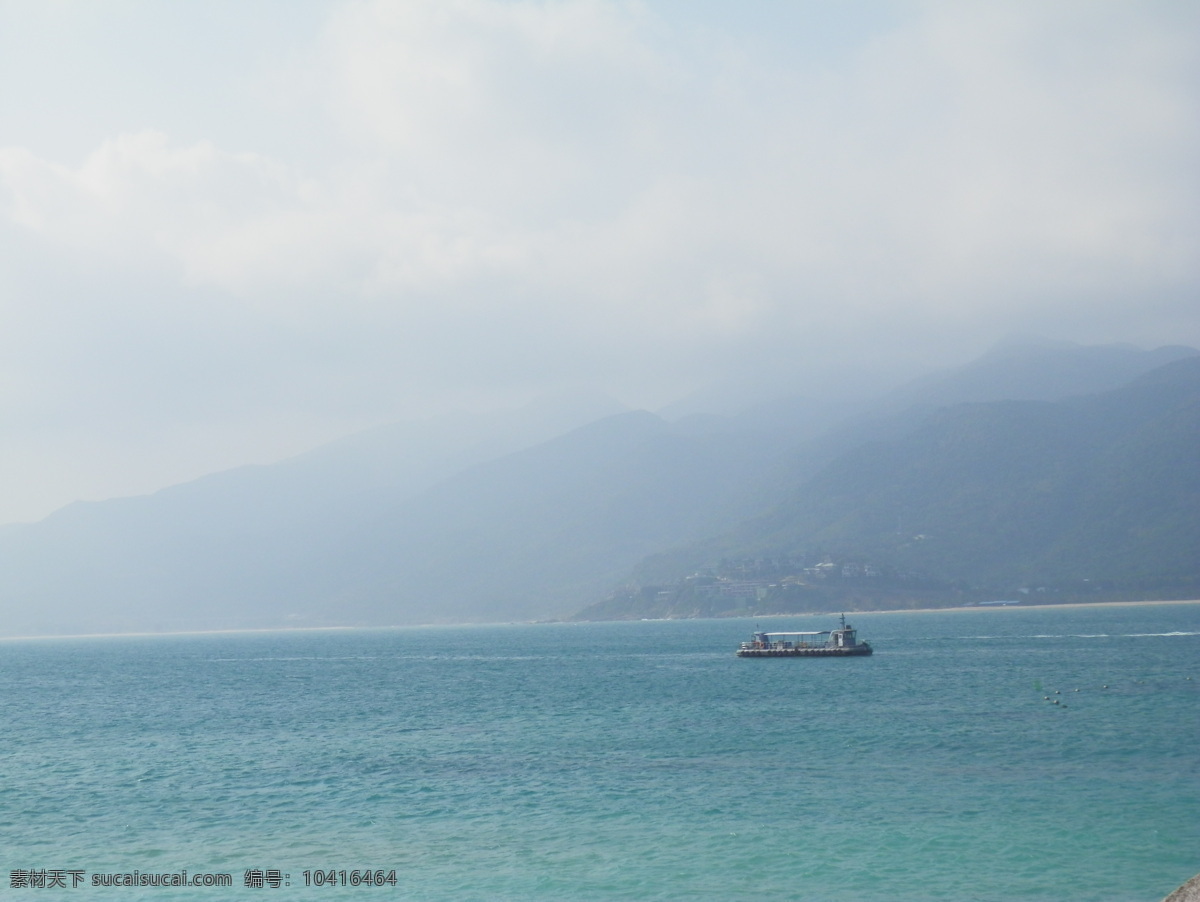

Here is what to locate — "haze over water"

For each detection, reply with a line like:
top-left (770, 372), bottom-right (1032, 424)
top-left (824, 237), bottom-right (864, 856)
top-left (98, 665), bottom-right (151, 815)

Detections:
top-left (3, 603), bottom-right (1197, 901)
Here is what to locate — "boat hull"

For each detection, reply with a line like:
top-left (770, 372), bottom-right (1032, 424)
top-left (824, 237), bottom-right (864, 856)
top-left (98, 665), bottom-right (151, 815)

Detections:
top-left (736, 645), bottom-right (873, 658)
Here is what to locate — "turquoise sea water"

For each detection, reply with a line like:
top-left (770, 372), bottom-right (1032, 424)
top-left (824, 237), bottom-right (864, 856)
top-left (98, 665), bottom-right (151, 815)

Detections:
top-left (2, 604), bottom-right (1197, 901)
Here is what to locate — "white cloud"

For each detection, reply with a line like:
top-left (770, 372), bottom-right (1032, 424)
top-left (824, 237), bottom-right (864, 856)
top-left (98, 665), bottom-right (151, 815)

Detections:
top-left (0, 0), bottom-right (1197, 521)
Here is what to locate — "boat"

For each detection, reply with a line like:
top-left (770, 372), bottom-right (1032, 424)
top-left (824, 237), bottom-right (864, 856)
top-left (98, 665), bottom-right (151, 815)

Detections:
top-left (736, 614), bottom-right (873, 657)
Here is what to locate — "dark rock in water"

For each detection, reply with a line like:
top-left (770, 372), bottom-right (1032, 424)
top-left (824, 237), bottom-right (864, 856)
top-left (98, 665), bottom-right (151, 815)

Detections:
top-left (1163, 874), bottom-right (1200, 902)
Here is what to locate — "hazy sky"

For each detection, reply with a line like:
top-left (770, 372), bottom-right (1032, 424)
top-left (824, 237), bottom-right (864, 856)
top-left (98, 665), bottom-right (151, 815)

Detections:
top-left (1, 0), bottom-right (1197, 524)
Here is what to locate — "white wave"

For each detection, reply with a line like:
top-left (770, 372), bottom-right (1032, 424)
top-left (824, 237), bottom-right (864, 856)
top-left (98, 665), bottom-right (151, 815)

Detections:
top-left (932, 631), bottom-right (1197, 640)
top-left (1125, 631), bottom-right (1200, 637)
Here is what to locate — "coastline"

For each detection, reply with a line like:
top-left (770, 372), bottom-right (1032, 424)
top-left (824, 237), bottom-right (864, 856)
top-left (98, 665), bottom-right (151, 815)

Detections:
top-left (865, 598), bottom-right (1200, 616)
top-left (721, 598), bottom-right (1200, 621)
top-left (3, 598), bottom-right (1197, 641)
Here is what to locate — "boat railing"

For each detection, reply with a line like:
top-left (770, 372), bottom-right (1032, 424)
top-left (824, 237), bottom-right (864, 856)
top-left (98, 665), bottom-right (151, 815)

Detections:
top-left (743, 630), bottom-right (835, 648)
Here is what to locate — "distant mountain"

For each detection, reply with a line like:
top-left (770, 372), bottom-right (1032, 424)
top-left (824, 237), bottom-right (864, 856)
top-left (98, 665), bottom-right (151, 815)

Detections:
top-left (0, 391), bottom-right (628, 636)
top-left (0, 340), bottom-right (1195, 636)
top-left (0, 393), bottom-right (800, 634)
top-left (317, 410), bottom-right (784, 623)
top-left (872, 337), bottom-right (1197, 412)
top-left (282, 387), bottom-right (630, 500)
top-left (579, 355), bottom-right (1200, 619)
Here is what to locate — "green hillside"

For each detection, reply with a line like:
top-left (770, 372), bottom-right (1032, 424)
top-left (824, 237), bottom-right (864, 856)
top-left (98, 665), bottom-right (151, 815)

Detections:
top-left (579, 357), bottom-right (1200, 618)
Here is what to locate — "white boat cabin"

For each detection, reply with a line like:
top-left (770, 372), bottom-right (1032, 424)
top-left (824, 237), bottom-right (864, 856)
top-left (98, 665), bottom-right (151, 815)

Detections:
top-left (746, 625), bottom-right (863, 650)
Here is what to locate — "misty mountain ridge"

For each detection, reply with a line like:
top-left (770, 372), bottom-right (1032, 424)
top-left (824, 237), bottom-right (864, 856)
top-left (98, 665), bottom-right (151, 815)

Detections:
top-left (582, 353), bottom-right (1200, 619)
top-left (0, 339), bottom-right (1195, 636)
top-left (874, 337), bottom-right (1197, 412)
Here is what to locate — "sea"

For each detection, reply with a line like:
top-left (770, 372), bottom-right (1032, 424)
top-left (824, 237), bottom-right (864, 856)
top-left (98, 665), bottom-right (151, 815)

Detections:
top-left (2, 603), bottom-right (1197, 901)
